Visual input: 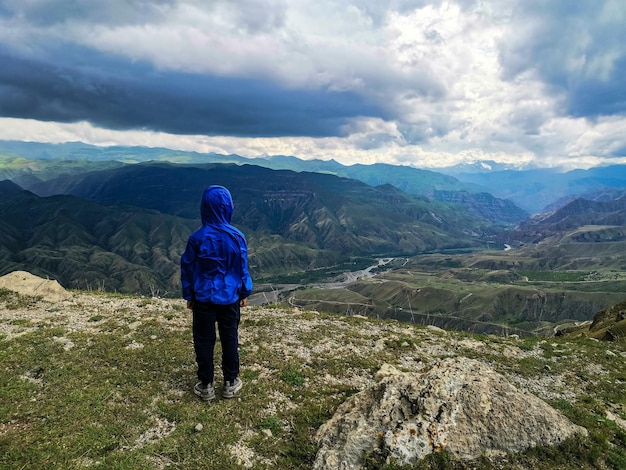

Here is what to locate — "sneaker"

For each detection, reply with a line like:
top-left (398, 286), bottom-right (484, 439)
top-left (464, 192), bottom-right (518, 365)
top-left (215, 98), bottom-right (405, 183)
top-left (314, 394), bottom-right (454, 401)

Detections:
top-left (222, 377), bottom-right (242, 398)
top-left (194, 382), bottom-right (216, 401)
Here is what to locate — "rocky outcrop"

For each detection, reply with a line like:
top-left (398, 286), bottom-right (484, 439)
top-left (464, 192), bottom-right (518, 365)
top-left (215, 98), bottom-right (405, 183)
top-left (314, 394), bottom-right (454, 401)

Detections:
top-left (314, 358), bottom-right (587, 469)
top-left (561, 299), bottom-right (626, 342)
top-left (431, 190), bottom-right (529, 224)
top-left (0, 271), bottom-right (72, 302)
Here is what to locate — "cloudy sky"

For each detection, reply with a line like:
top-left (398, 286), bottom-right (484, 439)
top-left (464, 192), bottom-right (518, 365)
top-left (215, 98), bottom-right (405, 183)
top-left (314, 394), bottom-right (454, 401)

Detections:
top-left (0, 0), bottom-right (625, 169)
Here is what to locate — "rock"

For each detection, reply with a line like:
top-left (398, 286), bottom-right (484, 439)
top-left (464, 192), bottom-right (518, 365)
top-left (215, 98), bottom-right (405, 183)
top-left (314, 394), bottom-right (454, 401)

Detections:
top-left (0, 271), bottom-right (72, 303)
top-left (194, 423), bottom-right (203, 432)
top-left (313, 357), bottom-right (587, 469)
top-left (425, 325), bottom-right (446, 334)
top-left (373, 338), bottom-right (386, 352)
top-left (606, 411), bottom-right (626, 432)
top-left (604, 329), bottom-right (617, 341)
top-left (374, 364), bottom-right (402, 381)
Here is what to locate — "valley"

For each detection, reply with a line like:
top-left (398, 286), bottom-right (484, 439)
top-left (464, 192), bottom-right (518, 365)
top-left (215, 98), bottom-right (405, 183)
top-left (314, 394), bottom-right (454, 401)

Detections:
top-left (253, 245), bottom-right (626, 337)
top-left (2, 142), bottom-right (626, 339)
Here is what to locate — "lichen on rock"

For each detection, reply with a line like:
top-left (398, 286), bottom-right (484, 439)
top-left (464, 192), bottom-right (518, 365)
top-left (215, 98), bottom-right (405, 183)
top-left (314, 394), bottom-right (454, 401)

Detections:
top-left (313, 357), bottom-right (587, 469)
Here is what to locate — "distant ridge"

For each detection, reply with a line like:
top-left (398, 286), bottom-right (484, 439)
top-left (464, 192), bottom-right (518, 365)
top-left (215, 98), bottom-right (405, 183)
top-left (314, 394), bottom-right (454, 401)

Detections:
top-left (516, 197), bottom-right (626, 238)
top-left (452, 166), bottom-right (626, 214)
top-left (1, 140), bottom-right (527, 226)
top-left (0, 179), bottom-right (25, 196)
top-left (431, 190), bottom-right (528, 224)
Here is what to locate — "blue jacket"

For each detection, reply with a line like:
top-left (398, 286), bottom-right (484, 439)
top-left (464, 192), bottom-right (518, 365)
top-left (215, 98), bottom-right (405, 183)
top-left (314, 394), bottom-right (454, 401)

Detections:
top-left (181, 185), bottom-right (253, 305)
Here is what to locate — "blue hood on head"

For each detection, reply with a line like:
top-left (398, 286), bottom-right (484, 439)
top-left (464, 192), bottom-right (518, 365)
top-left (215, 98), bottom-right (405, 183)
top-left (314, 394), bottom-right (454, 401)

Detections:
top-left (201, 185), bottom-right (234, 225)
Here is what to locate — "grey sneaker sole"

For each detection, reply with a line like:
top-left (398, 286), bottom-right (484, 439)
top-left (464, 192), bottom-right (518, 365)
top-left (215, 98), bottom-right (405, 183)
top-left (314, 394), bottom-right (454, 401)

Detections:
top-left (222, 378), bottom-right (242, 398)
top-left (194, 382), bottom-right (216, 401)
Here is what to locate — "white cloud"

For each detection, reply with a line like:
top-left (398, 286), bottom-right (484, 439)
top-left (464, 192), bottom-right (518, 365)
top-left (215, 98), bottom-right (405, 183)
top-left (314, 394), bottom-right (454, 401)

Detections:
top-left (0, 1), bottom-right (625, 169)
top-left (4, 114), bottom-right (624, 170)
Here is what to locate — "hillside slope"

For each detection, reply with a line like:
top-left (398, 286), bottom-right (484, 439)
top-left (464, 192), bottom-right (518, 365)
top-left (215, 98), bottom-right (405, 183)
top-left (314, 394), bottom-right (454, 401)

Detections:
top-left (0, 164), bottom-right (499, 296)
top-left (1, 284), bottom-right (624, 469)
top-left (25, 162), bottom-right (498, 257)
top-left (0, 187), bottom-right (197, 293)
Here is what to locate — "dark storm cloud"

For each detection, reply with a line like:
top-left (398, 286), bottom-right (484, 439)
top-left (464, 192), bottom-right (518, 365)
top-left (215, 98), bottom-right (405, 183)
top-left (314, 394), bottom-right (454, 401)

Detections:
top-left (499, 0), bottom-right (626, 118)
top-left (0, 47), bottom-right (387, 137)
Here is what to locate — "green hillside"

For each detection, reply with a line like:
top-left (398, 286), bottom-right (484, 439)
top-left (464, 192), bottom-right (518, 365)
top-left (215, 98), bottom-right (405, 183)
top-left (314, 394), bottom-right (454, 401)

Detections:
top-left (1, 164), bottom-right (498, 298)
top-left (0, 190), bottom-right (197, 294)
top-left (31, 162), bottom-right (497, 256)
top-left (1, 289), bottom-right (625, 469)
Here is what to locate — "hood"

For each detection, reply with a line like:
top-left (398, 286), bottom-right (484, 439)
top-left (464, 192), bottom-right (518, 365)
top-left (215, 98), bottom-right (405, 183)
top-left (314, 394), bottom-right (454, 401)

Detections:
top-left (201, 185), bottom-right (234, 225)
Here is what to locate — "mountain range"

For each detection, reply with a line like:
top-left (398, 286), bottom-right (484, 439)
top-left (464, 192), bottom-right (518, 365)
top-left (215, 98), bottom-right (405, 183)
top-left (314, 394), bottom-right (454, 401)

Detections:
top-left (0, 162), bottom-right (499, 294)
top-left (9, 139), bottom-right (626, 215)
top-left (3, 140), bottom-right (626, 335)
top-left (0, 179), bottom-right (195, 294)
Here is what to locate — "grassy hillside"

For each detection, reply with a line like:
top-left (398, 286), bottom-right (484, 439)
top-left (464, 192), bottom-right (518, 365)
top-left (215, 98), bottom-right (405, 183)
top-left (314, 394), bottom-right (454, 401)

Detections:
top-left (283, 238), bottom-right (626, 336)
top-left (0, 190), bottom-right (197, 294)
top-left (1, 289), bottom-right (625, 469)
top-left (24, 162), bottom-right (497, 264)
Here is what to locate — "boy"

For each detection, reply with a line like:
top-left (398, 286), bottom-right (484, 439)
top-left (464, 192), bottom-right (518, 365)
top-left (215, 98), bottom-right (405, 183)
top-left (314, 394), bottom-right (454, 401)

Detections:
top-left (181, 185), bottom-right (253, 401)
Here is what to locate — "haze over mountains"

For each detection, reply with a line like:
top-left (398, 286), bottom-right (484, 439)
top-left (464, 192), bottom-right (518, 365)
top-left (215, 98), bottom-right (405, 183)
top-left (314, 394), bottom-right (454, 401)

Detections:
top-left (2, 140), bottom-right (626, 336)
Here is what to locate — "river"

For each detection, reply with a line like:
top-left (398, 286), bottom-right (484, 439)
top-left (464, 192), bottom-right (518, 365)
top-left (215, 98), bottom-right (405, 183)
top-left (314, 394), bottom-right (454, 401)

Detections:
top-left (247, 258), bottom-right (395, 306)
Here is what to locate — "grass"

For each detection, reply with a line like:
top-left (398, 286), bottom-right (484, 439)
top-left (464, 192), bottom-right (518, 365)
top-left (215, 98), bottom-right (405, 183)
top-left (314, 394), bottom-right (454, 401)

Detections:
top-left (0, 288), bottom-right (42, 310)
top-left (1, 291), bottom-right (626, 469)
top-left (518, 270), bottom-right (595, 282)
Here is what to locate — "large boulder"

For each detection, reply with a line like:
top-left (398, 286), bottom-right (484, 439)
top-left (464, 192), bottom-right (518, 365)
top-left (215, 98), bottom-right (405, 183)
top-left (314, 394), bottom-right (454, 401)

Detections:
top-left (314, 357), bottom-right (587, 469)
top-left (0, 271), bottom-right (72, 303)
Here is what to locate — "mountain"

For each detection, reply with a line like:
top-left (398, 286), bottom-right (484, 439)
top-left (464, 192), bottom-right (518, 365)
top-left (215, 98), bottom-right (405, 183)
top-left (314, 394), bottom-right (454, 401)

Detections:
top-left (543, 187), bottom-right (626, 213)
top-left (437, 159), bottom-right (534, 174)
top-left (0, 184), bottom-right (343, 293)
top-left (258, 156), bottom-right (482, 195)
top-left (452, 166), bottom-right (626, 214)
top-left (431, 190), bottom-right (529, 224)
top-left (0, 179), bottom-right (24, 196)
top-left (0, 162), bottom-right (500, 295)
top-left (0, 139), bottom-right (249, 165)
top-left (2, 141), bottom-right (527, 226)
top-left (8, 140), bottom-right (626, 219)
top-left (0, 151), bottom-right (125, 189)
top-left (506, 197), bottom-right (626, 244)
top-left (0, 184), bottom-right (197, 294)
top-left (29, 162), bottom-right (498, 253)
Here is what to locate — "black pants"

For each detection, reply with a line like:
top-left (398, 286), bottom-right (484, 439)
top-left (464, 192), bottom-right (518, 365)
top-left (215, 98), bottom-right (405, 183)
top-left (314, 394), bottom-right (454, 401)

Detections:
top-left (192, 301), bottom-right (240, 386)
